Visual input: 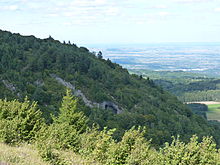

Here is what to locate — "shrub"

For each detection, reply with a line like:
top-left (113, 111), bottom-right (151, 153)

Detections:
top-left (0, 98), bottom-right (43, 144)
top-left (80, 127), bottom-right (115, 163)
top-left (160, 135), bottom-right (220, 165)
top-left (38, 141), bottom-right (67, 165)
top-left (37, 123), bottom-right (80, 151)
top-left (106, 126), bottom-right (151, 165)
top-left (36, 89), bottom-right (88, 162)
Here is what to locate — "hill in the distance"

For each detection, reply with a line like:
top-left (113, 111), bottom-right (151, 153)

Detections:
top-left (1, 29), bottom-right (220, 146)
top-left (129, 69), bottom-right (220, 103)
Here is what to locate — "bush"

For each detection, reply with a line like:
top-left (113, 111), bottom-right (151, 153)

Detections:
top-left (159, 135), bottom-right (220, 164)
top-left (38, 141), bottom-right (67, 165)
top-left (36, 89), bottom-right (88, 163)
top-left (0, 98), bottom-right (43, 144)
top-left (80, 127), bottom-right (115, 163)
top-left (106, 126), bottom-right (153, 165)
top-left (36, 123), bottom-right (80, 151)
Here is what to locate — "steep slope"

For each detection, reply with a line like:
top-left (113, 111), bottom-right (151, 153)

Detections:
top-left (0, 30), bottom-right (220, 146)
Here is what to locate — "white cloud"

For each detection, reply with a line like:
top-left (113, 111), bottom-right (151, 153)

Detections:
top-left (126, 10), bottom-right (172, 25)
top-left (3, 0), bottom-right (208, 27)
top-left (106, 7), bottom-right (119, 16)
top-left (158, 11), bottom-right (169, 16)
top-left (214, 8), bottom-right (220, 12)
top-left (153, 5), bottom-right (168, 9)
top-left (8, 5), bottom-right (18, 10)
top-left (174, 0), bottom-right (215, 3)
top-left (68, 0), bottom-right (108, 7)
top-left (48, 13), bottom-right (58, 17)
top-left (94, 0), bottom-right (106, 5)
top-left (42, 0), bottom-right (122, 26)
top-left (0, 5), bottom-right (19, 11)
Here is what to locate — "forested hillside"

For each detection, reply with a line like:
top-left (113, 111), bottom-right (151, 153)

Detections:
top-left (155, 79), bottom-right (220, 102)
top-left (1, 30), bottom-right (220, 147)
top-left (129, 69), bottom-right (220, 102)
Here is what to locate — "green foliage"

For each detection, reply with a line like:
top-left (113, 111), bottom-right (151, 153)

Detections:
top-left (206, 104), bottom-right (220, 121)
top-left (107, 127), bottom-right (149, 165)
top-left (97, 51), bottom-right (103, 59)
top-left (54, 90), bottom-right (88, 133)
top-left (37, 90), bottom-right (88, 151)
top-left (37, 123), bottom-right (80, 151)
top-left (80, 127), bottom-right (115, 163)
top-left (130, 69), bottom-right (220, 102)
top-left (187, 103), bottom-right (208, 119)
top-left (0, 98), bottom-right (43, 144)
top-left (159, 136), bottom-right (220, 165)
top-left (179, 90), bottom-right (220, 102)
top-left (80, 126), bottom-right (159, 165)
top-left (1, 30), bottom-right (220, 147)
top-left (0, 96), bottom-right (219, 164)
top-left (38, 143), bottom-right (67, 165)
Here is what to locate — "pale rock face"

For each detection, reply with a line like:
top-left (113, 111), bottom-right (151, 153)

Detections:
top-left (2, 80), bottom-right (21, 98)
top-left (34, 79), bottom-right (44, 87)
top-left (50, 74), bottom-right (122, 114)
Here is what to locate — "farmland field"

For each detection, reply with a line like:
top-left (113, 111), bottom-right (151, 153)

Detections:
top-left (186, 102), bottom-right (220, 121)
top-left (207, 104), bottom-right (220, 121)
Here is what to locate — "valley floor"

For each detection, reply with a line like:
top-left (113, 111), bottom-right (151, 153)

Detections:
top-left (186, 101), bottom-right (220, 105)
top-left (207, 104), bottom-right (220, 121)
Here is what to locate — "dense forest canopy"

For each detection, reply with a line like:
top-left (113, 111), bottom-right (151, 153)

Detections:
top-left (1, 29), bottom-right (220, 148)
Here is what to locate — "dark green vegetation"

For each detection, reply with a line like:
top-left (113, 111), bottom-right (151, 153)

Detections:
top-left (128, 69), bottom-right (208, 83)
top-left (1, 93), bottom-right (220, 165)
top-left (186, 103), bottom-right (208, 119)
top-left (1, 30), bottom-right (220, 150)
top-left (130, 69), bottom-right (220, 102)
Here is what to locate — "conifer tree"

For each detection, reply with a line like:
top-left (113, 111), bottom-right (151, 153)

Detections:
top-left (0, 98), bottom-right (43, 144)
top-left (54, 89), bottom-right (88, 133)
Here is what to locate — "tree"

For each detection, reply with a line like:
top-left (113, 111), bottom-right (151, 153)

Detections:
top-left (97, 51), bottom-right (103, 59)
top-left (54, 89), bottom-right (88, 133)
top-left (38, 89), bottom-right (88, 150)
top-left (107, 126), bottom-right (150, 165)
top-left (159, 135), bottom-right (220, 164)
top-left (0, 98), bottom-right (43, 144)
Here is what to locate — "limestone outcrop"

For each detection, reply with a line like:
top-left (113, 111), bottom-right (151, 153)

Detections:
top-left (50, 74), bottom-right (122, 114)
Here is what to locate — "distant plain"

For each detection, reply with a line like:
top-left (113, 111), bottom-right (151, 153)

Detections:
top-left (90, 43), bottom-right (220, 77)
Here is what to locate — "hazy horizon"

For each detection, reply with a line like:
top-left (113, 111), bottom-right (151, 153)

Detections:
top-left (85, 42), bottom-right (220, 48)
top-left (3, 28), bottom-right (220, 48)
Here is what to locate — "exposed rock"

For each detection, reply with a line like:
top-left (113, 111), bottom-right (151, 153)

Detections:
top-left (2, 80), bottom-right (16, 92)
top-left (34, 79), bottom-right (44, 87)
top-left (100, 101), bottom-right (122, 114)
top-left (50, 74), bottom-right (122, 114)
top-left (50, 74), bottom-right (95, 108)
top-left (2, 80), bottom-right (21, 98)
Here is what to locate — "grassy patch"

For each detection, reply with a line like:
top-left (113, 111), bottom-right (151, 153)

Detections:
top-left (0, 143), bottom-right (49, 165)
top-left (207, 104), bottom-right (220, 121)
top-left (0, 143), bottom-right (95, 165)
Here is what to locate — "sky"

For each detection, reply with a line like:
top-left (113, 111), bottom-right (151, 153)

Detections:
top-left (0, 0), bottom-right (220, 45)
